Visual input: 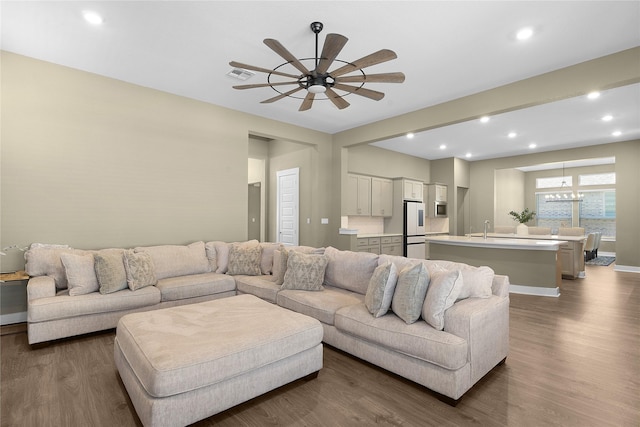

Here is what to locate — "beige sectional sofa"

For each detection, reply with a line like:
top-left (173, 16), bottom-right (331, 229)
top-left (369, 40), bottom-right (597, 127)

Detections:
top-left (24, 240), bottom-right (509, 403)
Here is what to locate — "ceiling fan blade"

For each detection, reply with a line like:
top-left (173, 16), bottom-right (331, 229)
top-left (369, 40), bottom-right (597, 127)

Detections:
top-left (299, 92), bottom-right (315, 111)
top-left (315, 33), bottom-right (348, 75)
top-left (335, 72), bottom-right (405, 84)
top-left (263, 39), bottom-right (310, 75)
top-left (329, 49), bottom-right (398, 78)
top-left (260, 86), bottom-right (305, 104)
top-left (333, 83), bottom-right (385, 101)
top-left (229, 61), bottom-right (300, 79)
top-left (233, 81), bottom-right (300, 90)
top-left (325, 88), bottom-right (350, 110)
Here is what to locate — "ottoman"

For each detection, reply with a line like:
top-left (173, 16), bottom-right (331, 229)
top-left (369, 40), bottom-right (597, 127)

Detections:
top-left (114, 294), bottom-right (323, 427)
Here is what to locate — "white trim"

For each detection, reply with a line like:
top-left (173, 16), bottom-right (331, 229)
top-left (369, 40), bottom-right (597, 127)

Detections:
top-left (598, 251), bottom-right (615, 257)
top-left (614, 265), bottom-right (640, 274)
top-left (509, 284), bottom-right (560, 297)
top-left (1, 311), bottom-right (27, 326)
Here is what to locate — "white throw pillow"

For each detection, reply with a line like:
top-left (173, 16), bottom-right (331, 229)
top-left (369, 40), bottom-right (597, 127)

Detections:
top-left (422, 270), bottom-right (464, 330)
top-left (391, 263), bottom-right (430, 324)
top-left (60, 252), bottom-right (99, 296)
top-left (365, 262), bottom-right (399, 317)
top-left (457, 266), bottom-right (494, 300)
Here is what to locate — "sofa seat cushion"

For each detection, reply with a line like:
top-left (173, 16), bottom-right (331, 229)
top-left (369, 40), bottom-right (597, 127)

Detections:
top-left (334, 303), bottom-right (468, 370)
top-left (28, 286), bottom-right (161, 323)
top-left (277, 285), bottom-right (363, 325)
top-left (235, 275), bottom-right (280, 303)
top-left (155, 273), bottom-right (236, 302)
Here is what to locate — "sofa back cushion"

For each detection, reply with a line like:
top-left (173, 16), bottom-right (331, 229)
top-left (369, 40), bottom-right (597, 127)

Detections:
top-left (25, 247), bottom-right (88, 290)
top-left (135, 241), bottom-right (210, 280)
top-left (323, 246), bottom-right (379, 295)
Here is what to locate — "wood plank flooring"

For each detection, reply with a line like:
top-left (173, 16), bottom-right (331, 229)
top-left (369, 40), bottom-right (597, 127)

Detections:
top-left (1, 264), bottom-right (638, 426)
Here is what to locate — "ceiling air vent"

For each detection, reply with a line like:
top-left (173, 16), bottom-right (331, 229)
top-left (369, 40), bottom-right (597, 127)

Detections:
top-left (226, 68), bottom-right (254, 81)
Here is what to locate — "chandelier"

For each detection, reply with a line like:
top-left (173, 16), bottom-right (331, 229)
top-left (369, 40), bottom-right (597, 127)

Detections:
top-left (545, 163), bottom-right (583, 202)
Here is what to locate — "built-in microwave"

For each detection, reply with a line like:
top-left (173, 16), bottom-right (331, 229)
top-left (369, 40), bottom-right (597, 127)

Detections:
top-left (433, 201), bottom-right (447, 218)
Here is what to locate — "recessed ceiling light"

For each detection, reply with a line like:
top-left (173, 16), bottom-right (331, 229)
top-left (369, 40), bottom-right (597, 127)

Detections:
top-left (508, 132), bottom-right (517, 138)
top-left (83, 11), bottom-right (104, 25)
top-left (587, 91), bottom-right (600, 100)
top-left (612, 130), bottom-right (622, 137)
top-left (465, 153), bottom-right (472, 158)
top-left (516, 27), bottom-right (534, 41)
top-left (602, 115), bottom-right (613, 122)
top-left (529, 143), bottom-right (537, 149)
top-left (406, 133), bottom-right (414, 139)
top-left (480, 116), bottom-right (490, 124)
top-left (439, 144), bottom-right (446, 150)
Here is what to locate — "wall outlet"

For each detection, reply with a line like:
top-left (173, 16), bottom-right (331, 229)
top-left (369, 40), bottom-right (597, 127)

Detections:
top-left (306, 218), bottom-right (310, 224)
top-left (321, 218), bottom-right (329, 225)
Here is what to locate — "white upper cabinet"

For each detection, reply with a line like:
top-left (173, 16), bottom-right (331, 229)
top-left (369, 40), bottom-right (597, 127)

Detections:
top-left (403, 179), bottom-right (423, 201)
top-left (371, 177), bottom-right (393, 217)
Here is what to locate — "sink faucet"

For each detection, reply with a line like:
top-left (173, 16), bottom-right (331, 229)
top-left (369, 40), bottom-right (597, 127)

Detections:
top-left (484, 220), bottom-right (490, 239)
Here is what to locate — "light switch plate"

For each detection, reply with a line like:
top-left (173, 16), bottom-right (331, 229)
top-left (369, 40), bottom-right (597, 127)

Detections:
top-left (321, 218), bottom-right (329, 224)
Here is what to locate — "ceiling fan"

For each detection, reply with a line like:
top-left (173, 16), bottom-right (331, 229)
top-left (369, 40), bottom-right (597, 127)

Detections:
top-left (229, 22), bottom-right (405, 111)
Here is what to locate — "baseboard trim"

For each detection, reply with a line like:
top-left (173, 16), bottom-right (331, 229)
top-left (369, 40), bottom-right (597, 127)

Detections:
top-left (1, 311), bottom-right (27, 326)
top-left (509, 285), bottom-right (560, 297)
top-left (614, 265), bottom-right (640, 274)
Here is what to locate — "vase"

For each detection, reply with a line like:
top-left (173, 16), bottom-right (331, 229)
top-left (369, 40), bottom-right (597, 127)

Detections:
top-left (516, 223), bottom-right (529, 235)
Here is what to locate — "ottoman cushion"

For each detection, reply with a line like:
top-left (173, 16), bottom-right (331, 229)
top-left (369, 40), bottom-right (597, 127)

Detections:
top-left (116, 294), bottom-right (322, 398)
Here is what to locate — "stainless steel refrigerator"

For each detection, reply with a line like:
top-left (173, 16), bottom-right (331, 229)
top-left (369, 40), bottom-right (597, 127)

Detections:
top-left (403, 201), bottom-right (426, 259)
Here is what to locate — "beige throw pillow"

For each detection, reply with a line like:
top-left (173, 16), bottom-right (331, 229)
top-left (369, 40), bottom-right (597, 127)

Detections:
top-left (457, 266), bottom-right (494, 300)
top-left (422, 270), bottom-right (464, 330)
top-left (391, 263), bottom-right (430, 324)
top-left (123, 250), bottom-right (157, 291)
top-left (94, 251), bottom-right (128, 294)
top-left (227, 244), bottom-right (263, 276)
top-left (281, 251), bottom-right (328, 291)
top-left (60, 252), bottom-right (99, 296)
top-left (365, 262), bottom-right (399, 317)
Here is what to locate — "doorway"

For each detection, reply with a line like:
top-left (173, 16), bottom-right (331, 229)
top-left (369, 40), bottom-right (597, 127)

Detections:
top-left (276, 167), bottom-right (299, 246)
top-left (248, 183), bottom-right (261, 241)
top-left (457, 186), bottom-right (470, 236)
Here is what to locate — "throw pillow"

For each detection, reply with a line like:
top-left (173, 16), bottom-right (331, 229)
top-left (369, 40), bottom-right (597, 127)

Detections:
top-left (457, 266), bottom-right (494, 300)
top-left (94, 251), bottom-right (128, 294)
top-left (365, 262), bottom-right (399, 317)
top-left (259, 242), bottom-right (283, 275)
top-left (123, 250), bottom-right (157, 291)
top-left (204, 241), bottom-right (218, 272)
top-left (422, 269), bottom-right (464, 330)
top-left (227, 244), bottom-right (263, 276)
top-left (60, 252), bottom-right (99, 296)
top-left (272, 249), bottom-right (289, 285)
top-left (281, 251), bottom-right (328, 291)
top-left (212, 240), bottom-right (259, 274)
top-left (391, 263), bottom-right (430, 324)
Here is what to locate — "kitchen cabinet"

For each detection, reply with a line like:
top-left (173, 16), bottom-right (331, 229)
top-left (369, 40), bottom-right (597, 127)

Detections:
top-left (559, 240), bottom-right (585, 279)
top-left (427, 183), bottom-right (447, 202)
top-left (356, 237), bottom-right (381, 254)
top-left (371, 177), bottom-right (393, 217)
top-left (403, 179), bottom-right (423, 201)
top-left (346, 174), bottom-right (371, 216)
top-left (380, 236), bottom-right (403, 255)
top-left (353, 235), bottom-right (401, 255)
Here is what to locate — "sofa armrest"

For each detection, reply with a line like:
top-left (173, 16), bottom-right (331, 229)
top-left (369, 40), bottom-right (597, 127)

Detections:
top-left (444, 295), bottom-right (509, 383)
top-left (492, 274), bottom-right (509, 298)
top-left (27, 276), bottom-right (56, 301)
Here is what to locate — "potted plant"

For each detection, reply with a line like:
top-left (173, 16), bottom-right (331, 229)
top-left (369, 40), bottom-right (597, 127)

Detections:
top-left (509, 208), bottom-right (536, 235)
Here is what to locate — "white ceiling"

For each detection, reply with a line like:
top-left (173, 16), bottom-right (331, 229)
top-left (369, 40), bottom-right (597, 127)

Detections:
top-left (2, 1), bottom-right (639, 161)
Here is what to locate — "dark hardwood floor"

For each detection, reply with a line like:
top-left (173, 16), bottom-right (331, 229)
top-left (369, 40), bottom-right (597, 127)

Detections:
top-left (1, 263), bottom-right (639, 426)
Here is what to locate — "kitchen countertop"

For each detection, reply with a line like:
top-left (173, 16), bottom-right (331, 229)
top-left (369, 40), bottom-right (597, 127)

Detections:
top-left (471, 233), bottom-right (585, 242)
top-left (426, 235), bottom-right (567, 251)
top-left (354, 233), bottom-right (402, 238)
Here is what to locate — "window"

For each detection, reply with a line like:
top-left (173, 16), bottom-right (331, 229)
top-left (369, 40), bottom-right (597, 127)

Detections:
top-left (536, 176), bottom-right (572, 189)
top-left (536, 192), bottom-right (573, 231)
top-left (579, 172), bottom-right (616, 186)
top-left (579, 190), bottom-right (616, 238)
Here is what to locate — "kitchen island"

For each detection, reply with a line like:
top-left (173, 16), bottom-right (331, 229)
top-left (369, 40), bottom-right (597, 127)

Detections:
top-left (426, 235), bottom-right (567, 297)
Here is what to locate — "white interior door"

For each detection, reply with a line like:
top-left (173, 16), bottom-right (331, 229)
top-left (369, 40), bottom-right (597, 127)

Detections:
top-left (276, 168), bottom-right (299, 246)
